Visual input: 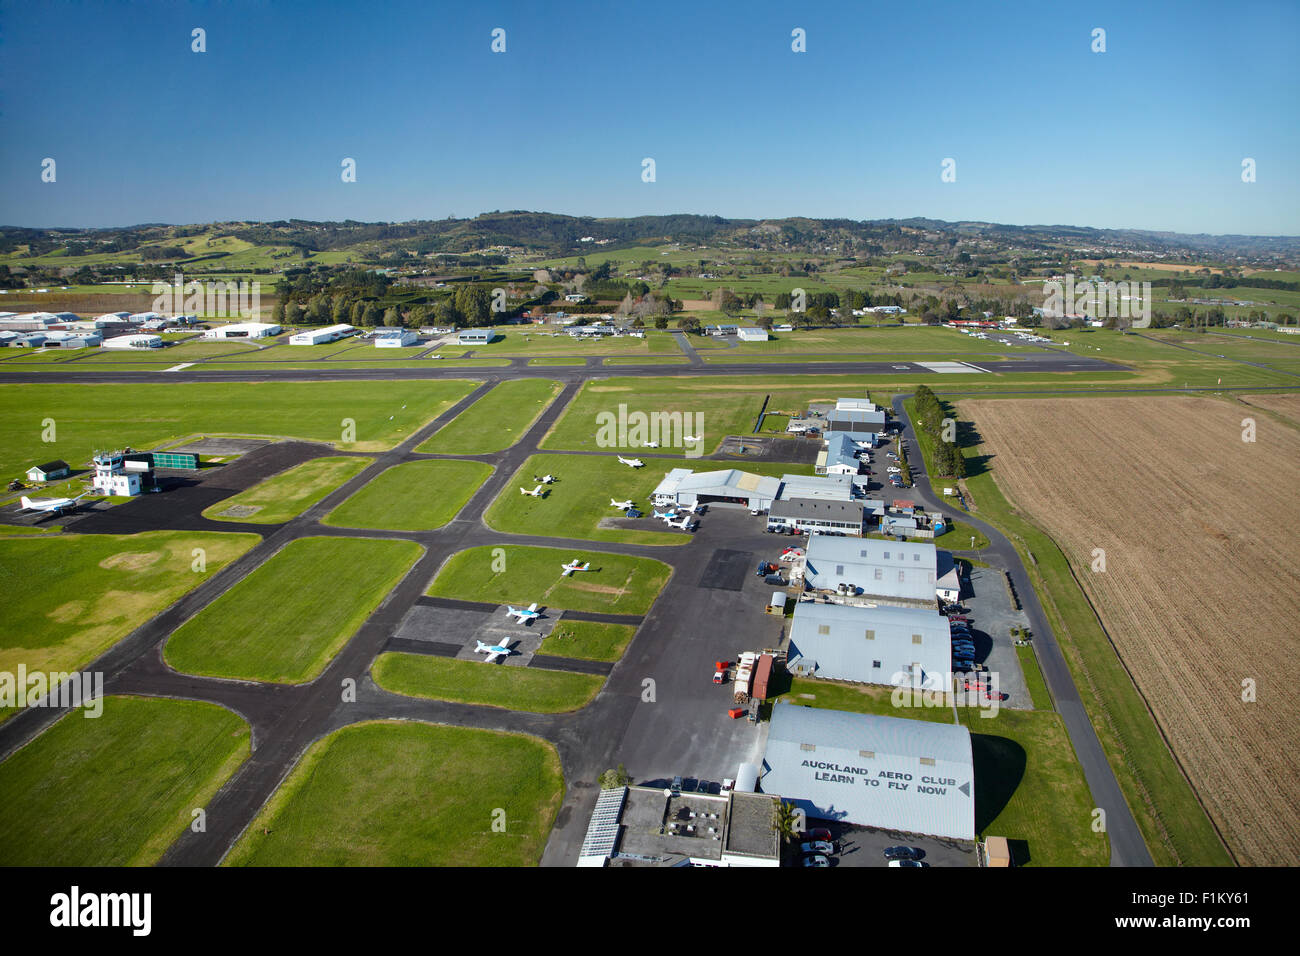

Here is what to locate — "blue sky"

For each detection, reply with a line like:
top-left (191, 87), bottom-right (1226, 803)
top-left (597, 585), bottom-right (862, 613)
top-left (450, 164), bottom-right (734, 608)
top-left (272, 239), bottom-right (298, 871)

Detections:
top-left (1, 0), bottom-right (1296, 234)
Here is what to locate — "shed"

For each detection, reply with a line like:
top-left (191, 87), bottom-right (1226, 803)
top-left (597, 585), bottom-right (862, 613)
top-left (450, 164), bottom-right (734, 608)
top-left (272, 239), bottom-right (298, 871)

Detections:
top-left (984, 836), bottom-right (1012, 867)
top-left (767, 591), bottom-right (787, 615)
top-left (26, 460), bottom-right (70, 482)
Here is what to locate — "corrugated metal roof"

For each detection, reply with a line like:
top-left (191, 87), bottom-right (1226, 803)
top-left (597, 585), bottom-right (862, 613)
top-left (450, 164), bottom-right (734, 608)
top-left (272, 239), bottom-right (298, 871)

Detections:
top-left (803, 537), bottom-right (938, 601)
top-left (787, 602), bottom-right (950, 686)
top-left (762, 704), bottom-right (975, 841)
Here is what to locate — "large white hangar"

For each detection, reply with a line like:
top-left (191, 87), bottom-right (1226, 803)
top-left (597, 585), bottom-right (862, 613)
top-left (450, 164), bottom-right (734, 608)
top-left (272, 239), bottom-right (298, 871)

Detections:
top-left (761, 704), bottom-right (975, 841)
top-left (786, 602), bottom-right (952, 688)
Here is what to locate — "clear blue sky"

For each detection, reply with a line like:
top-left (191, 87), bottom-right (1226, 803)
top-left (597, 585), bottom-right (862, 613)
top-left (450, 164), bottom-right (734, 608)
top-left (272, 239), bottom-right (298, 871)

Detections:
top-left (1, 0), bottom-right (1296, 235)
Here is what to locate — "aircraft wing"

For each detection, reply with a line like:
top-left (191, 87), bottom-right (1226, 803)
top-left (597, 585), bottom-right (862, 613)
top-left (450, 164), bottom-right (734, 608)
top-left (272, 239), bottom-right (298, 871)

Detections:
top-left (527, 603), bottom-right (538, 612)
top-left (483, 650), bottom-right (504, 662)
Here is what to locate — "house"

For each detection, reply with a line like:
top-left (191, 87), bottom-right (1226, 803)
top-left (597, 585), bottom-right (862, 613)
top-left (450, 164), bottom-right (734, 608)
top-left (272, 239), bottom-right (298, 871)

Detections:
top-left (564, 293), bottom-right (588, 303)
top-left (815, 433), bottom-right (863, 476)
top-left (26, 460), bottom-right (70, 483)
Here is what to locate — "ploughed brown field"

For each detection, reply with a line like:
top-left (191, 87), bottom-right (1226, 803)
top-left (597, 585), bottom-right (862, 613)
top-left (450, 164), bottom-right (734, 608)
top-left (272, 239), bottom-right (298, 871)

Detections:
top-left (964, 395), bottom-right (1300, 866)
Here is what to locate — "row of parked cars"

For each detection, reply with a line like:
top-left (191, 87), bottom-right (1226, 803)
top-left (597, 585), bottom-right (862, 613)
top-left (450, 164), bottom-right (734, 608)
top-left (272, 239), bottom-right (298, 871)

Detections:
top-left (948, 606), bottom-right (976, 671)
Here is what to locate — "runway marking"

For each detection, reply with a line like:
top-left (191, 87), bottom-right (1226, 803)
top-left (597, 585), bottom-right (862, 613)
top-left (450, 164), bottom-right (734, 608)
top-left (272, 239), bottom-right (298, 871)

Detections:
top-left (164, 363), bottom-right (195, 372)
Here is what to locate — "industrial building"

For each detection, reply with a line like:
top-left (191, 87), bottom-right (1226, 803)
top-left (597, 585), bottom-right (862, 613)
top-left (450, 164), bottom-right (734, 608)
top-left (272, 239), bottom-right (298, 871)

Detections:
top-left (374, 327), bottom-right (418, 347)
top-left (577, 786), bottom-right (781, 867)
top-left (815, 433), bottom-right (864, 476)
top-left (785, 602), bottom-right (952, 688)
top-left (101, 333), bottom-right (163, 349)
top-left (289, 324), bottom-right (355, 345)
top-left (202, 322), bottom-right (281, 340)
top-left (761, 705), bottom-right (975, 841)
top-left (736, 326), bottom-right (769, 342)
top-left (776, 473), bottom-right (855, 502)
top-left (458, 328), bottom-right (495, 345)
top-left (767, 498), bottom-right (866, 536)
top-left (652, 468), bottom-right (781, 511)
top-left (827, 407), bottom-right (887, 432)
top-left (797, 536), bottom-right (958, 607)
top-left (26, 460), bottom-right (70, 483)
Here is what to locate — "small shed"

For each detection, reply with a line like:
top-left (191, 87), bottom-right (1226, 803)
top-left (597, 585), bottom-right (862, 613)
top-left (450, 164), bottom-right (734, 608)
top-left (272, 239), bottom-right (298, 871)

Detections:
top-left (984, 836), bottom-right (1012, 867)
top-left (26, 460), bottom-right (70, 482)
top-left (767, 591), bottom-right (787, 615)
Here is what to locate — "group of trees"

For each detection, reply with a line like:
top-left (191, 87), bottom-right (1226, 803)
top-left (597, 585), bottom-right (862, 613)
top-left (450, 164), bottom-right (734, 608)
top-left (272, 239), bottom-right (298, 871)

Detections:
top-left (912, 385), bottom-right (966, 478)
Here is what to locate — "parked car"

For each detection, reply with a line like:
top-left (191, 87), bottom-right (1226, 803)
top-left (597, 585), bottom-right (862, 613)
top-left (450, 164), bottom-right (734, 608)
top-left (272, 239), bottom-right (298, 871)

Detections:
top-left (887, 466), bottom-right (902, 474)
top-left (884, 845), bottom-right (922, 860)
top-left (802, 855), bottom-right (830, 868)
top-left (803, 827), bottom-right (833, 842)
top-left (625, 508), bottom-right (643, 518)
top-left (712, 670), bottom-right (727, 684)
top-left (800, 840), bottom-right (835, 855)
top-left (888, 859), bottom-right (927, 868)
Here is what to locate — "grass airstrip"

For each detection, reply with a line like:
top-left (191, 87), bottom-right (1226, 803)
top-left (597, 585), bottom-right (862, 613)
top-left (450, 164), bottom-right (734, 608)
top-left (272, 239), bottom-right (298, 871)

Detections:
top-left (0, 531), bottom-right (260, 719)
top-left (225, 721), bottom-right (563, 866)
top-left (416, 378), bottom-right (562, 455)
top-left (323, 459), bottom-right (492, 531)
top-left (427, 544), bottom-right (669, 616)
top-left (372, 654), bottom-right (604, 713)
top-left (165, 536), bottom-right (422, 683)
top-left (203, 455), bottom-right (372, 523)
top-left (0, 696), bottom-right (250, 865)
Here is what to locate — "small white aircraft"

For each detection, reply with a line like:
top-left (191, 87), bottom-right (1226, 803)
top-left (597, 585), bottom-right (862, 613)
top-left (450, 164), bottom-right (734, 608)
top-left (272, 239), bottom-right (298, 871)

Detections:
top-left (617, 455), bottom-right (643, 468)
top-left (506, 603), bottom-right (541, 624)
top-left (683, 435), bottom-right (702, 443)
top-left (520, 484), bottom-right (544, 497)
top-left (534, 474), bottom-right (556, 484)
top-left (610, 498), bottom-right (634, 510)
top-left (561, 558), bottom-right (591, 576)
top-left (641, 441), bottom-right (660, 448)
top-left (654, 508), bottom-right (679, 522)
top-left (670, 515), bottom-right (695, 530)
top-left (19, 492), bottom-right (88, 515)
top-left (474, 639), bottom-right (515, 663)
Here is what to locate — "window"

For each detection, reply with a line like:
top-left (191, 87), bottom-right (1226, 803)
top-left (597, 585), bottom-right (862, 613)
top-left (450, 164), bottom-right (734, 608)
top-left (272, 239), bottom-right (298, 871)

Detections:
top-left (835, 564), bottom-right (844, 575)
top-left (800, 743), bottom-right (816, 752)
top-left (914, 554), bottom-right (921, 561)
top-left (898, 571), bottom-right (906, 583)
top-left (912, 634), bottom-right (923, 644)
top-left (817, 624), bottom-right (830, 635)
top-left (883, 551), bottom-right (890, 560)
top-left (859, 750), bottom-right (875, 759)
top-left (864, 629), bottom-right (875, 640)
top-left (872, 660), bottom-right (881, 668)
top-left (874, 568), bottom-right (882, 580)
top-left (919, 757), bottom-right (935, 767)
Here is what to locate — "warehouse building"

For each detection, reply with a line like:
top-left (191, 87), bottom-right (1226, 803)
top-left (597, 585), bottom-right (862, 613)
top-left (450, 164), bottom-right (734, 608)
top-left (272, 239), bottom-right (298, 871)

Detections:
top-left (203, 322), bottom-right (281, 340)
top-left (767, 498), bottom-right (866, 536)
top-left (290, 323), bottom-right (355, 345)
top-left (101, 333), bottom-right (163, 349)
top-left (799, 536), bottom-right (952, 607)
top-left (652, 468), bottom-right (781, 511)
top-left (458, 328), bottom-right (495, 345)
top-left (776, 473), bottom-right (855, 502)
top-left (827, 407), bottom-right (887, 432)
top-left (761, 705), bottom-right (975, 841)
top-left (785, 602), bottom-right (952, 688)
top-left (815, 433), bottom-right (864, 476)
top-left (736, 326), bottom-right (769, 342)
top-left (374, 327), bottom-right (418, 347)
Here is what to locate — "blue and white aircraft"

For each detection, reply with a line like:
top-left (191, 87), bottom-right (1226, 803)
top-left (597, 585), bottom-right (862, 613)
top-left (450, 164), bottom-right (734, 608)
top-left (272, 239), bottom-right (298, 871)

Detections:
top-left (474, 639), bottom-right (516, 663)
top-left (506, 603), bottom-right (541, 624)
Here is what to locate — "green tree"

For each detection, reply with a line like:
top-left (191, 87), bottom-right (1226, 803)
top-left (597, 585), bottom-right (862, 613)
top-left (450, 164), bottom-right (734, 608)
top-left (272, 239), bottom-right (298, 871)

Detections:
top-left (598, 765), bottom-right (630, 789)
top-left (772, 800), bottom-right (799, 844)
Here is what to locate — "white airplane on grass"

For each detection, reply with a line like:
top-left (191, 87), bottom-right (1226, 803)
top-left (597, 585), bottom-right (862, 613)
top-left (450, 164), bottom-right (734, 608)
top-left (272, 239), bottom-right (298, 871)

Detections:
top-left (534, 474), bottom-right (556, 484)
top-left (683, 435), bottom-right (701, 443)
top-left (520, 484), bottom-right (544, 497)
top-left (610, 498), bottom-right (634, 510)
top-left (19, 492), bottom-right (88, 515)
top-left (474, 639), bottom-right (516, 663)
top-left (641, 441), bottom-right (660, 448)
top-left (617, 455), bottom-right (643, 468)
top-left (561, 559), bottom-right (591, 576)
top-left (506, 603), bottom-right (541, 624)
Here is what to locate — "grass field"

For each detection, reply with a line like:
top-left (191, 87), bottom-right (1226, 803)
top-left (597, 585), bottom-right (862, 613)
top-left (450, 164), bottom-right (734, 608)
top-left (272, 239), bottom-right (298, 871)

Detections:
top-left (0, 531), bottom-right (260, 717)
top-left (0, 379), bottom-right (476, 477)
top-left (417, 379), bottom-right (562, 455)
top-left (203, 455), bottom-right (372, 523)
top-left (537, 620), bottom-right (638, 662)
top-left (957, 707), bottom-right (1110, 867)
top-left (322, 459), bottom-right (492, 530)
top-left (372, 653), bottom-right (604, 713)
top-left (0, 696), bottom-right (250, 865)
top-left (165, 536), bottom-right (423, 683)
top-left (770, 676), bottom-right (956, 723)
top-left (427, 544), bottom-right (670, 615)
top-left (964, 395), bottom-right (1294, 866)
top-left (224, 720), bottom-right (563, 865)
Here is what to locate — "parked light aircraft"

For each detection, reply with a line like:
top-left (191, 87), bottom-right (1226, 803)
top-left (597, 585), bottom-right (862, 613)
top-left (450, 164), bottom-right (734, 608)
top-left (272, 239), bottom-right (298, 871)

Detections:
top-left (19, 492), bottom-right (88, 514)
top-left (474, 639), bottom-right (516, 663)
top-left (506, 603), bottom-right (541, 624)
top-left (610, 498), bottom-right (634, 509)
top-left (520, 484), bottom-right (544, 497)
top-left (617, 456), bottom-right (643, 468)
top-left (561, 559), bottom-right (591, 576)
top-left (534, 474), bottom-right (555, 484)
